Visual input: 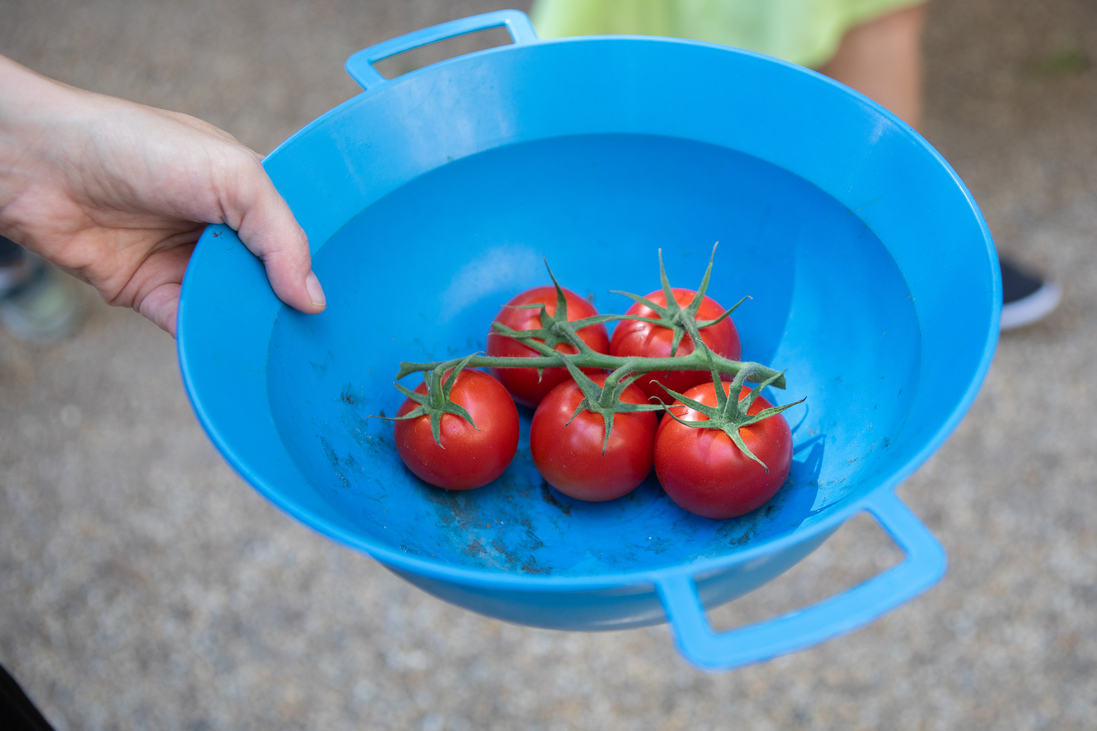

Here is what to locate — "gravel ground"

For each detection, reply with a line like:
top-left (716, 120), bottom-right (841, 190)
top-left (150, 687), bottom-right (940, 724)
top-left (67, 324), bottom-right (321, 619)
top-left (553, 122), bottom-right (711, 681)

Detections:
top-left (2, 0), bottom-right (1096, 729)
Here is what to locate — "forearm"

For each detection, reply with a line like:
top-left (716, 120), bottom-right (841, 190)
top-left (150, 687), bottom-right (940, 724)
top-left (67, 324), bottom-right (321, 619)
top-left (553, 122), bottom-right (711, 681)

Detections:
top-left (0, 54), bottom-right (230, 283)
top-left (0, 55), bottom-right (81, 250)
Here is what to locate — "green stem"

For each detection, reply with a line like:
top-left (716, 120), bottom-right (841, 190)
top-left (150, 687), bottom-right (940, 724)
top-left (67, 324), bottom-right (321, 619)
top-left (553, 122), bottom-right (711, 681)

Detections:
top-left (396, 349), bottom-right (785, 389)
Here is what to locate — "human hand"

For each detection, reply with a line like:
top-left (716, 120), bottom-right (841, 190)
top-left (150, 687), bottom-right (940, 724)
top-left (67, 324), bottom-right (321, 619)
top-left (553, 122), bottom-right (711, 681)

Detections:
top-left (0, 55), bottom-right (325, 337)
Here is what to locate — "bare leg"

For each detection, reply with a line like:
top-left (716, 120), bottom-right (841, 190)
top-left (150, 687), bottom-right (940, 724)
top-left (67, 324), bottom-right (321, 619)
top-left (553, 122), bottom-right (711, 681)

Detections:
top-left (818, 4), bottom-right (926, 129)
top-left (820, 3), bottom-right (1061, 328)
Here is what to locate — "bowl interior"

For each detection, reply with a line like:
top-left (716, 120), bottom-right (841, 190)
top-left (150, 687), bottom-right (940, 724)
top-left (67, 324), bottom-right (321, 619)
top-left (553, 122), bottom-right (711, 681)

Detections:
top-left (265, 133), bottom-right (920, 577)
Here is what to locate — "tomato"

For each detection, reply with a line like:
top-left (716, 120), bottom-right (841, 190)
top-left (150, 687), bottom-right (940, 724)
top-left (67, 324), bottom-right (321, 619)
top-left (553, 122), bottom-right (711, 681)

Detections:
top-left (529, 374), bottom-right (658, 501)
top-left (487, 285), bottom-right (611, 408)
top-left (609, 288), bottom-right (741, 403)
top-left (654, 381), bottom-right (792, 519)
top-left (393, 369), bottom-right (519, 490)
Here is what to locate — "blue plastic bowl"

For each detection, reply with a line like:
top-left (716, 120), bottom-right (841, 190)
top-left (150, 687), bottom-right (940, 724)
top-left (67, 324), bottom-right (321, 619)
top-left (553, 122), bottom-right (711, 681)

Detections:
top-left (177, 11), bottom-right (999, 670)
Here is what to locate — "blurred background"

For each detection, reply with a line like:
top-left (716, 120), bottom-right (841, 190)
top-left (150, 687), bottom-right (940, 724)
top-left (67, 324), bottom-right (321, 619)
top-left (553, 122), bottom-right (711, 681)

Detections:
top-left (1, 0), bottom-right (1095, 728)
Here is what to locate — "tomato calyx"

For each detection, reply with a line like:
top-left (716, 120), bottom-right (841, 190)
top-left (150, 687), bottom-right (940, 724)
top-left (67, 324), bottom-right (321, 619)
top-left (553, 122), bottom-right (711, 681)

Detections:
top-left (658, 364), bottom-right (805, 472)
top-left (555, 358), bottom-right (665, 455)
top-left (611, 244), bottom-right (747, 358)
top-left (488, 261), bottom-right (620, 385)
top-left (385, 353), bottom-right (481, 448)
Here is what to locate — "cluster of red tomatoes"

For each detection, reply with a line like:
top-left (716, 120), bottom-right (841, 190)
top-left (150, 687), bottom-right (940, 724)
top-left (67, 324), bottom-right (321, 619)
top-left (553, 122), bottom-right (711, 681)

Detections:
top-left (392, 284), bottom-right (793, 520)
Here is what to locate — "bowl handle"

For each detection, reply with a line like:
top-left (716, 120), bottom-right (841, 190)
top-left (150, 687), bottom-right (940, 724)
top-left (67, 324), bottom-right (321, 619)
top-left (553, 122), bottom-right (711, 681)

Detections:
top-left (345, 10), bottom-right (539, 91)
top-left (655, 489), bottom-right (947, 671)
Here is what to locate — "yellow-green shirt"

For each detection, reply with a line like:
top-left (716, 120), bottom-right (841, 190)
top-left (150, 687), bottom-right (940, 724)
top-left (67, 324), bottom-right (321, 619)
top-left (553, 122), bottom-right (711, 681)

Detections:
top-left (530, 0), bottom-right (923, 69)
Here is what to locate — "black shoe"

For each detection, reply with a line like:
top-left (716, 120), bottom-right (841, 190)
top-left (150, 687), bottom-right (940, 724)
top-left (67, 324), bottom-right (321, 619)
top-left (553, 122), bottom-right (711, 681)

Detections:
top-left (999, 256), bottom-right (1061, 330)
top-left (0, 252), bottom-right (84, 343)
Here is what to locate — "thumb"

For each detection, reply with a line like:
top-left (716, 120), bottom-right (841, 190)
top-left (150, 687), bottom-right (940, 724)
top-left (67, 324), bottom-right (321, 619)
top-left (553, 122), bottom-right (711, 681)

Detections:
top-left (228, 158), bottom-right (326, 315)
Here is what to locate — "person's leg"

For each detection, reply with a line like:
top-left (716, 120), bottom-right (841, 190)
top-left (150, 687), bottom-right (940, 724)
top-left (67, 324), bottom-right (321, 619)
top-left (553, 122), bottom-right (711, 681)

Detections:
top-left (0, 233), bottom-right (31, 284)
top-left (818, 3), bottom-right (926, 129)
top-left (0, 663), bottom-right (56, 731)
top-left (820, 3), bottom-right (1060, 329)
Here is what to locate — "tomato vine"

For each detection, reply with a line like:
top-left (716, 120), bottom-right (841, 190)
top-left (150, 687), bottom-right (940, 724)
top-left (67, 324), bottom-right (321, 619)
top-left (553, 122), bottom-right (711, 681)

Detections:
top-left (388, 244), bottom-right (801, 472)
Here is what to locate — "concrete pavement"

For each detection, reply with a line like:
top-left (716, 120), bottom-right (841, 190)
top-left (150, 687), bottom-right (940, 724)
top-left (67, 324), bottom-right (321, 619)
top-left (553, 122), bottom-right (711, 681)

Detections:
top-left (2, 0), bottom-right (1095, 728)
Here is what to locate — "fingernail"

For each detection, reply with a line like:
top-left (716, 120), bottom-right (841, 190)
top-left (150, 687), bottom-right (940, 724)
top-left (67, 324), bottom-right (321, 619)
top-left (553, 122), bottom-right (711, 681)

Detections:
top-left (305, 271), bottom-right (326, 308)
